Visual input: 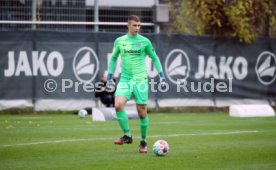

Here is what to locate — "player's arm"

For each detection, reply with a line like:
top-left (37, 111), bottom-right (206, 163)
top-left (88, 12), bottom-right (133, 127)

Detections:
top-left (146, 40), bottom-right (166, 82)
top-left (107, 39), bottom-right (120, 88)
top-left (108, 39), bottom-right (120, 76)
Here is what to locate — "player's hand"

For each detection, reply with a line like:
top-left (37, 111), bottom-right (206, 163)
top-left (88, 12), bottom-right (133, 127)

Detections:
top-left (106, 79), bottom-right (115, 88)
top-left (106, 79), bottom-right (115, 92)
top-left (159, 72), bottom-right (167, 90)
top-left (160, 77), bottom-right (167, 90)
top-left (106, 73), bottom-right (115, 87)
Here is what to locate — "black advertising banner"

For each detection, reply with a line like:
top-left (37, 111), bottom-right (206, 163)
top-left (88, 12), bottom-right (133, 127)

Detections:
top-left (0, 32), bottom-right (34, 99)
top-left (158, 35), bottom-right (276, 99)
top-left (0, 31), bottom-right (275, 100)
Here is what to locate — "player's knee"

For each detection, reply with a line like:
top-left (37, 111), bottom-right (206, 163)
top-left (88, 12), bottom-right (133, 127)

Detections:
top-left (138, 111), bottom-right (147, 119)
top-left (115, 102), bottom-right (124, 112)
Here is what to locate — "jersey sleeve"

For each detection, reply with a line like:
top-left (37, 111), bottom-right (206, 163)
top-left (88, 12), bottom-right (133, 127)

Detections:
top-left (108, 39), bottom-right (120, 74)
top-left (146, 40), bottom-right (163, 73)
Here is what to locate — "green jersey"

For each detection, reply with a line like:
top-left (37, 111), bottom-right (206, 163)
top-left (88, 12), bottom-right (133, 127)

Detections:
top-left (108, 34), bottom-right (163, 80)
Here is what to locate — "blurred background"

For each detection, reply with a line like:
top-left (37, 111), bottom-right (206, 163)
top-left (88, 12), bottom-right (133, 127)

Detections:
top-left (0, 0), bottom-right (276, 111)
top-left (0, 0), bottom-right (166, 32)
top-left (1, 0), bottom-right (275, 40)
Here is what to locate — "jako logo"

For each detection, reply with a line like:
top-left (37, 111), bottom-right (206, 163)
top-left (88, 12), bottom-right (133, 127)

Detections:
top-left (255, 51), bottom-right (276, 85)
top-left (73, 47), bottom-right (99, 83)
top-left (165, 49), bottom-right (190, 84)
top-left (4, 51), bottom-right (64, 77)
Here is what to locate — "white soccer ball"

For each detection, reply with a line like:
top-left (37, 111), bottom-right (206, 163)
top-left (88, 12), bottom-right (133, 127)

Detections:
top-left (78, 109), bottom-right (88, 118)
top-left (153, 140), bottom-right (169, 156)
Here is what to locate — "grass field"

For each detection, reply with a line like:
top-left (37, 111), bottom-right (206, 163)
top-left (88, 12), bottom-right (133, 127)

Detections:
top-left (0, 112), bottom-right (276, 170)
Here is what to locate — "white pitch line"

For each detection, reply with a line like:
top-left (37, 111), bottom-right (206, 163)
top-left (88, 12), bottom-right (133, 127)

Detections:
top-left (0, 137), bottom-right (115, 147)
top-left (149, 130), bottom-right (259, 138)
top-left (0, 130), bottom-right (258, 148)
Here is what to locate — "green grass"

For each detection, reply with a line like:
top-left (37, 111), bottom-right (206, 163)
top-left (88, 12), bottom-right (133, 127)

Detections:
top-left (0, 112), bottom-right (276, 170)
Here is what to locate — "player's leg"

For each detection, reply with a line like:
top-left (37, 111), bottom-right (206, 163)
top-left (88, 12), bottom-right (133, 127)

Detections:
top-left (136, 104), bottom-right (148, 139)
top-left (114, 81), bottom-right (132, 145)
top-left (115, 96), bottom-right (131, 137)
top-left (133, 80), bottom-right (149, 153)
top-left (136, 104), bottom-right (149, 153)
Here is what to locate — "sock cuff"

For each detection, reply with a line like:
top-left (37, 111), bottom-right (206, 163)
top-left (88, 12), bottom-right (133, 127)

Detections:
top-left (116, 110), bottom-right (126, 115)
top-left (140, 116), bottom-right (149, 125)
top-left (140, 115), bottom-right (149, 120)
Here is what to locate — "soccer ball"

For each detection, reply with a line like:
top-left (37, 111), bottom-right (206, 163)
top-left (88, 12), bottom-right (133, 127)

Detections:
top-left (153, 140), bottom-right (169, 156)
top-left (78, 109), bottom-right (88, 118)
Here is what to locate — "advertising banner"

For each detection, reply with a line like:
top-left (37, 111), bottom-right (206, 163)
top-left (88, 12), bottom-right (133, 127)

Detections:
top-left (0, 31), bottom-right (275, 100)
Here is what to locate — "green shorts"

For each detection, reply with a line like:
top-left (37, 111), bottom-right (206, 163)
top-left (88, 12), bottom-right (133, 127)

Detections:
top-left (115, 78), bottom-right (148, 104)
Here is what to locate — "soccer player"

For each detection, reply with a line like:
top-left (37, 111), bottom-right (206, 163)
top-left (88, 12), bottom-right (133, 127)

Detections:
top-left (107, 15), bottom-right (166, 153)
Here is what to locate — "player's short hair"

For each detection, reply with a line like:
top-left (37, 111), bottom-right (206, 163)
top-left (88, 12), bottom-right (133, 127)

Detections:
top-left (128, 15), bottom-right (140, 22)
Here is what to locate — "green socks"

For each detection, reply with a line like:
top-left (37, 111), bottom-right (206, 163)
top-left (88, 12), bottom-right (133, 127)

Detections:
top-left (139, 116), bottom-right (149, 141)
top-left (116, 110), bottom-right (131, 136)
top-left (116, 110), bottom-right (149, 140)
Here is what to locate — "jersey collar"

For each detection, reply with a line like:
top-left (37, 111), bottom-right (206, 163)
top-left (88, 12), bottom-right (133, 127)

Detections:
top-left (127, 33), bottom-right (139, 39)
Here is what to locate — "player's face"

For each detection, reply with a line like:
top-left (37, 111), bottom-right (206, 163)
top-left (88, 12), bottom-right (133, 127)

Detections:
top-left (128, 20), bottom-right (141, 36)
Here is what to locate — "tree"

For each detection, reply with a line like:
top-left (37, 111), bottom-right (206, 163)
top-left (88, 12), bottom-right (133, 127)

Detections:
top-left (168, 0), bottom-right (276, 43)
